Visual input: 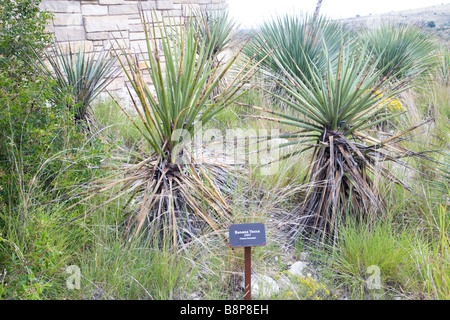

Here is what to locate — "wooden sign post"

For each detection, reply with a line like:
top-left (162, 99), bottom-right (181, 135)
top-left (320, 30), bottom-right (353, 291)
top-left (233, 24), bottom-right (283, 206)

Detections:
top-left (228, 223), bottom-right (266, 300)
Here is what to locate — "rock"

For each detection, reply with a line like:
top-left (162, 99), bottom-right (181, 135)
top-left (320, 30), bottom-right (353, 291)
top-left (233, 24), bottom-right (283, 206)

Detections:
top-left (242, 274), bottom-right (280, 298)
top-left (189, 292), bottom-right (202, 300)
top-left (53, 13), bottom-right (83, 26)
top-left (109, 4), bottom-right (139, 15)
top-left (81, 5), bottom-right (108, 16)
top-left (156, 0), bottom-right (175, 10)
top-left (288, 261), bottom-right (307, 277)
top-left (98, 0), bottom-right (124, 4)
top-left (40, 1), bottom-right (81, 13)
top-left (54, 26), bottom-right (85, 41)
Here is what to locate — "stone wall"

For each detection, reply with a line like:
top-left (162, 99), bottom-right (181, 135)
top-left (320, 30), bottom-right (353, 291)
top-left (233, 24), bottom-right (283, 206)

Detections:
top-left (39, 0), bottom-right (228, 101)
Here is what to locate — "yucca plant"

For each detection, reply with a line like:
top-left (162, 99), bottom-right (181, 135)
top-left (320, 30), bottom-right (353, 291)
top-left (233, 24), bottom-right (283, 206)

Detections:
top-left (245, 13), bottom-right (346, 83)
top-left (192, 9), bottom-right (240, 99)
top-left (66, 13), bottom-right (264, 247)
top-left (361, 23), bottom-right (437, 81)
top-left (44, 44), bottom-right (118, 131)
top-left (249, 41), bottom-right (434, 243)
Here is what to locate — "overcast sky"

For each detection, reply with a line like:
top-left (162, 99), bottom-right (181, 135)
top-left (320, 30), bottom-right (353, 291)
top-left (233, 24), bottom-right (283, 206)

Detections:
top-left (228, 0), bottom-right (450, 28)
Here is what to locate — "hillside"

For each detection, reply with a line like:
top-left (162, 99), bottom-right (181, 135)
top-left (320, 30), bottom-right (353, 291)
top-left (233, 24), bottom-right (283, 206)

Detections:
top-left (340, 3), bottom-right (450, 40)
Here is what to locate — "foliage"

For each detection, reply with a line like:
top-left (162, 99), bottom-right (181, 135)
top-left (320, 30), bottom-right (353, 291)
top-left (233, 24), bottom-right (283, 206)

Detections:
top-left (437, 45), bottom-right (450, 85)
top-left (75, 235), bottom-right (196, 299)
top-left (0, 1), bottom-right (108, 300)
top-left (0, 3), bottom-right (448, 300)
top-left (0, 0), bottom-right (55, 203)
top-left (0, 208), bottom-right (74, 299)
top-left (319, 217), bottom-right (414, 299)
top-left (0, 58), bottom-right (104, 211)
top-left (249, 41), bottom-right (434, 242)
top-left (418, 201), bottom-right (450, 299)
top-left (361, 23), bottom-right (437, 81)
top-left (43, 43), bottom-right (119, 129)
top-left (67, 12), bottom-right (264, 247)
top-left (0, 0), bottom-right (52, 76)
top-left (0, 63), bottom-right (65, 210)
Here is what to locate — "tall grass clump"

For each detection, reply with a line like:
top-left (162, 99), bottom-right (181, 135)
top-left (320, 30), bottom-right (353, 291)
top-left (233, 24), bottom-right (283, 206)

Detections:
top-left (437, 45), bottom-right (450, 85)
top-left (418, 200), bottom-right (450, 299)
top-left (73, 230), bottom-right (197, 299)
top-left (316, 216), bottom-right (414, 299)
top-left (0, 203), bottom-right (90, 299)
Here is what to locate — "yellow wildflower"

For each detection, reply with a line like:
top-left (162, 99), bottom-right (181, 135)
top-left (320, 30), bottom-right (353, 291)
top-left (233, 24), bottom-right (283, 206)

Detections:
top-left (365, 89), bottom-right (406, 112)
top-left (383, 97), bottom-right (406, 112)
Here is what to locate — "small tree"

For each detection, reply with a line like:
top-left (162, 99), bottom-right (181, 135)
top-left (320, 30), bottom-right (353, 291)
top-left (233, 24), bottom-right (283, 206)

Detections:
top-left (0, 0), bottom-right (52, 77)
top-left (67, 13), bottom-right (265, 247)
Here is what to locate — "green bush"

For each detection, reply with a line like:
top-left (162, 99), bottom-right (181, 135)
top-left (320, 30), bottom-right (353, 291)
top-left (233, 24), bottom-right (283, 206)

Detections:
top-left (1, 0), bottom-right (53, 202)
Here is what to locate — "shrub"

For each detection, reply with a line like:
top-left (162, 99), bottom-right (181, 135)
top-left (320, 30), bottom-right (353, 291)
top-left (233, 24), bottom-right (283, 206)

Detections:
top-left (361, 23), bottom-right (437, 81)
top-left (0, 0), bottom-right (52, 72)
top-left (1, 0), bottom-right (55, 198)
top-left (245, 13), bottom-right (346, 83)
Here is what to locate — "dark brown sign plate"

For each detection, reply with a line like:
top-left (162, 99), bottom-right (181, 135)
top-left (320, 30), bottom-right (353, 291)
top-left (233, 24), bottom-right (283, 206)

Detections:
top-left (229, 223), bottom-right (266, 248)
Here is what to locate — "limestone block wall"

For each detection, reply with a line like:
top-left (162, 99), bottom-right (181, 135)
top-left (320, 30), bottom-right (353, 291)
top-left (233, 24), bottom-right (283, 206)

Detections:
top-left (39, 0), bottom-right (228, 100)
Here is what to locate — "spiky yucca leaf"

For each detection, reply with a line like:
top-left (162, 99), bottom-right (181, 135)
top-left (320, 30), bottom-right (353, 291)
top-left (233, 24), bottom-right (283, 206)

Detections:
top-left (67, 12), bottom-right (265, 247)
top-left (193, 9), bottom-right (238, 62)
top-left (192, 9), bottom-right (240, 99)
top-left (45, 44), bottom-right (118, 129)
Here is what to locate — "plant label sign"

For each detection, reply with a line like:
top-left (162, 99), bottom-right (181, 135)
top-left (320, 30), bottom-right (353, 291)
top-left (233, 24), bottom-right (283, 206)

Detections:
top-left (228, 223), bottom-right (266, 248)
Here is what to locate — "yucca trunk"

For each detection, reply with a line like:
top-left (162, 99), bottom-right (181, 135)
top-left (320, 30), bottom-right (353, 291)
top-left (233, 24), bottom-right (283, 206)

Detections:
top-left (297, 131), bottom-right (381, 242)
